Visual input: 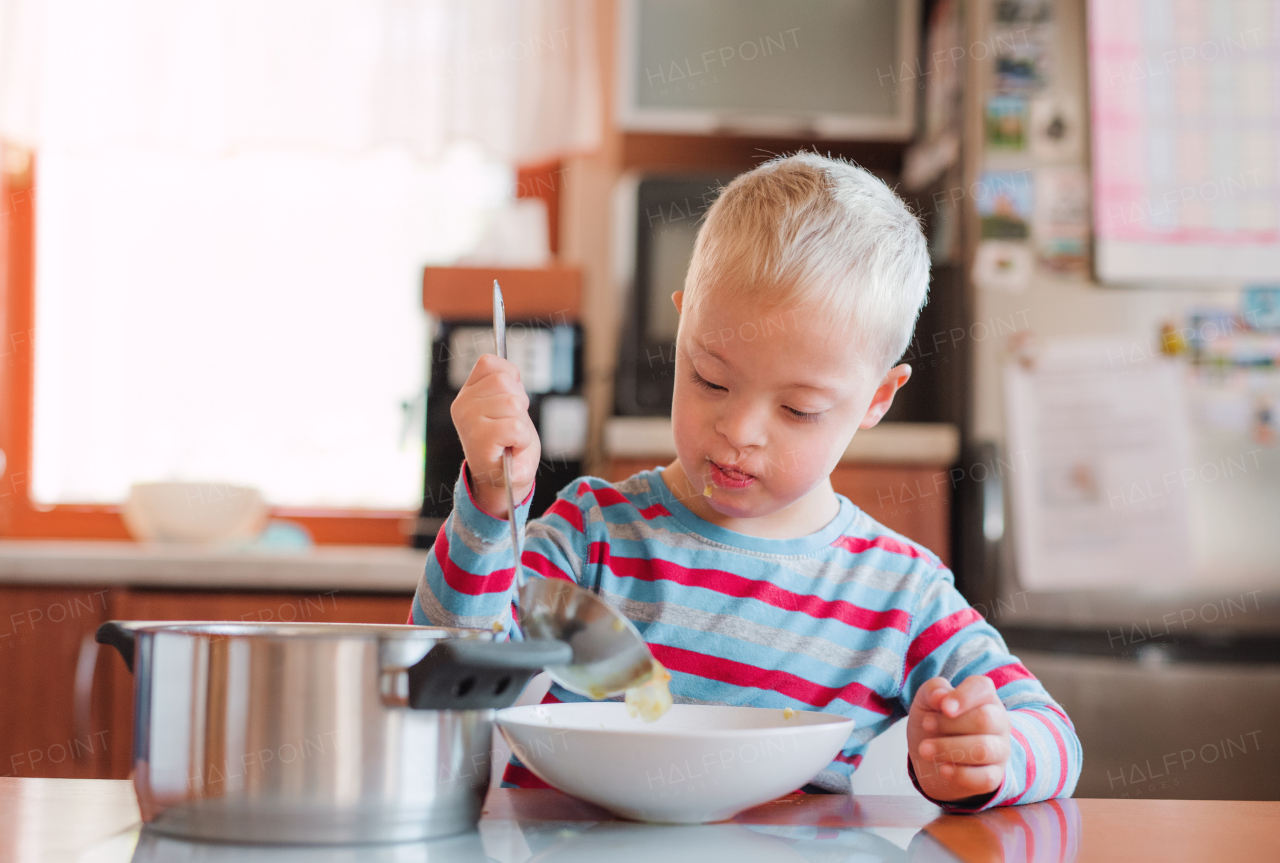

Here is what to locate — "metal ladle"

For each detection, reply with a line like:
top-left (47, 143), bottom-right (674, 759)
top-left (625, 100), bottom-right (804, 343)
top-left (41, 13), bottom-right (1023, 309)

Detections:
top-left (492, 281), bottom-right (654, 698)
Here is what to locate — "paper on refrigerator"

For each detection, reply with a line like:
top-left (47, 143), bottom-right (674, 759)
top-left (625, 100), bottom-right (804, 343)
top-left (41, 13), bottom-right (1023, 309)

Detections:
top-left (1004, 338), bottom-right (1195, 589)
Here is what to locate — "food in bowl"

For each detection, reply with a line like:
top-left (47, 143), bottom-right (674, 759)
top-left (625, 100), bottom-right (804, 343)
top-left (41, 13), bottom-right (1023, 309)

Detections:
top-left (624, 659), bottom-right (673, 722)
top-left (496, 703), bottom-right (854, 824)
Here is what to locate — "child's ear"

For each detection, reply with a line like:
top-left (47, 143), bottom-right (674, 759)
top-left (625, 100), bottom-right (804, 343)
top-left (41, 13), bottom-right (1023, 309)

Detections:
top-left (859, 363), bottom-right (912, 429)
top-left (672, 291), bottom-right (684, 314)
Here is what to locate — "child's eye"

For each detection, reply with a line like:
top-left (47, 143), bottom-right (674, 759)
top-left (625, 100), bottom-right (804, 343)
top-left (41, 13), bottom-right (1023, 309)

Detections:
top-left (784, 406), bottom-right (822, 422)
top-left (690, 369), bottom-right (726, 392)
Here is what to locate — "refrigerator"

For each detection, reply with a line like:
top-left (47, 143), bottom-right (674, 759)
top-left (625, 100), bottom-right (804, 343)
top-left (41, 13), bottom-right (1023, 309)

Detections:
top-left (930, 0), bottom-right (1280, 799)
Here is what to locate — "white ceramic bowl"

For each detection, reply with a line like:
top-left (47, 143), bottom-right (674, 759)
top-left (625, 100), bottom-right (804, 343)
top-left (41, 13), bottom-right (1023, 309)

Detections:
top-left (496, 703), bottom-right (854, 824)
top-left (122, 482), bottom-right (267, 544)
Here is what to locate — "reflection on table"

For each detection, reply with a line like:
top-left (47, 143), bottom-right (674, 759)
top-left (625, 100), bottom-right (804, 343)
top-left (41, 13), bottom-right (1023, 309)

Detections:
top-left (7, 779), bottom-right (1278, 863)
top-left (107, 789), bottom-right (1083, 863)
top-left (129, 819), bottom-right (922, 863)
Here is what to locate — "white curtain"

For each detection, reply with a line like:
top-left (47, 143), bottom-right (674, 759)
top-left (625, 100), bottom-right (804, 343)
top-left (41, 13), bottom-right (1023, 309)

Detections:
top-left (0, 0), bottom-right (600, 163)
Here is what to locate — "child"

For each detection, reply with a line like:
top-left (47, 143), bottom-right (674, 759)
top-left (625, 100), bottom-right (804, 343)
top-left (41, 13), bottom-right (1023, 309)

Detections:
top-left (411, 153), bottom-right (1081, 811)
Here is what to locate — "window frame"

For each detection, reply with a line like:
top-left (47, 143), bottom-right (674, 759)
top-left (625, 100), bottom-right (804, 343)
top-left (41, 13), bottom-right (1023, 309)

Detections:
top-left (0, 153), bottom-right (562, 543)
top-left (1, 151), bottom-right (411, 539)
top-left (0, 152), bottom-right (562, 543)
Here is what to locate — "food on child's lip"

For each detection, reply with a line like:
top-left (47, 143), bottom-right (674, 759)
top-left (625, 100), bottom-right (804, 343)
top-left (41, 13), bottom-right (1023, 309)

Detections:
top-left (624, 659), bottom-right (673, 722)
top-left (709, 461), bottom-right (755, 489)
top-left (783, 707), bottom-right (796, 720)
top-left (703, 484), bottom-right (713, 497)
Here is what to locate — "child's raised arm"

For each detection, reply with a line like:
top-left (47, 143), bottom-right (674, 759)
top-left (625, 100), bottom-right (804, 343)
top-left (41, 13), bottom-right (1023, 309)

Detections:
top-left (409, 352), bottom-right (598, 633)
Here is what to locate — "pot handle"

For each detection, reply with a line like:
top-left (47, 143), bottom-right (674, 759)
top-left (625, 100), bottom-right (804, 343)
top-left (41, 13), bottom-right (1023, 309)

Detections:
top-left (406, 639), bottom-right (571, 711)
top-left (95, 621), bottom-right (138, 673)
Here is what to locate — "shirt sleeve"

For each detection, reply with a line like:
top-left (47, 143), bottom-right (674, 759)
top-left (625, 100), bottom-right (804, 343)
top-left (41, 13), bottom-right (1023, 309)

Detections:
top-left (410, 463), bottom-right (595, 637)
top-left (898, 568), bottom-right (1082, 811)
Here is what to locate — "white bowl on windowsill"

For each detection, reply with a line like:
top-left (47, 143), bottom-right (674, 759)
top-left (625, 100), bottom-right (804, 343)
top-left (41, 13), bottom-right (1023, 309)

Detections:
top-left (121, 482), bottom-right (268, 544)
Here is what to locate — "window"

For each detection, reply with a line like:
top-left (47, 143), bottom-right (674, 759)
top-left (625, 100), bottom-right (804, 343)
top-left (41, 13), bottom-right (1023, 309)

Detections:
top-left (32, 143), bottom-right (510, 510)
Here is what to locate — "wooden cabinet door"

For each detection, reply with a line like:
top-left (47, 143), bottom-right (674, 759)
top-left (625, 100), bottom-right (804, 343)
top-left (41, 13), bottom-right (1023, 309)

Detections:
top-left (0, 586), bottom-right (113, 779)
top-left (101, 589), bottom-right (415, 778)
top-left (828, 464), bottom-right (951, 566)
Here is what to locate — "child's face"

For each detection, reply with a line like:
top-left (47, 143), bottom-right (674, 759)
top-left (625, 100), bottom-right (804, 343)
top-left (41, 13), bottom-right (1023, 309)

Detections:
top-left (668, 290), bottom-right (908, 524)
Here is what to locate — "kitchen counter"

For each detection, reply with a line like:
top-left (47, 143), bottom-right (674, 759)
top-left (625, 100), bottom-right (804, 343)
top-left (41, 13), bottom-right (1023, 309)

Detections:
top-left (0, 540), bottom-right (427, 592)
top-left (2, 779), bottom-right (1277, 863)
top-left (998, 586), bottom-right (1280, 637)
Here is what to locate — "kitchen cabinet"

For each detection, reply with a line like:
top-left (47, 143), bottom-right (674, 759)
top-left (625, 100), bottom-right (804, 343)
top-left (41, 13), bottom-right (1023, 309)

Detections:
top-left (827, 463), bottom-right (951, 566)
top-left (0, 584), bottom-right (413, 780)
top-left (605, 459), bottom-right (952, 566)
top-left (0, 585), bottom-right (114, 780)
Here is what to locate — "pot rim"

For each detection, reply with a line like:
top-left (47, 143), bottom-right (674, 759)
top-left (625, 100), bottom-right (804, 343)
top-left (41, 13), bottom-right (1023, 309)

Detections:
top-left (107, 620), bottom-right (493, 641)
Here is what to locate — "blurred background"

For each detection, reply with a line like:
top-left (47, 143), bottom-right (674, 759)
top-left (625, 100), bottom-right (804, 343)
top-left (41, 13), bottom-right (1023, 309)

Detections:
top-left (0, 0), bottom-right (1276, 801)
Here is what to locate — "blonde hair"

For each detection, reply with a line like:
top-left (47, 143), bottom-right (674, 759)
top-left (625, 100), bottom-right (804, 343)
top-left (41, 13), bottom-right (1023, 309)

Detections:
top-left (682, 153), bottom-right (930, 373)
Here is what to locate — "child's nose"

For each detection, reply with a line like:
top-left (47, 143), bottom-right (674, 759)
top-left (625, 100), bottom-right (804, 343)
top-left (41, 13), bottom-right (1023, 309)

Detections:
top-left (714, 400), bottom-right (767, 450)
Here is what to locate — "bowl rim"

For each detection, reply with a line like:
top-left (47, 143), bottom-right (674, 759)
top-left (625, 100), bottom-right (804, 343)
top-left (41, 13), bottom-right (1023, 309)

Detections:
top-left (495, 702), bottom-right (856, 737)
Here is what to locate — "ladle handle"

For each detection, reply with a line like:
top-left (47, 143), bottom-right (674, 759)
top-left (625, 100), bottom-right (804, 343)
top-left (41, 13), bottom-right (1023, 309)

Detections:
top-left (493, 280), bottom-right (524, 589)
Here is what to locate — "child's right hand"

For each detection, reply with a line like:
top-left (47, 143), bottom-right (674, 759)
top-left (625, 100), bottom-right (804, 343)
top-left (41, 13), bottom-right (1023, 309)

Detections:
top-left (451, 354), bottom-right (541, 519)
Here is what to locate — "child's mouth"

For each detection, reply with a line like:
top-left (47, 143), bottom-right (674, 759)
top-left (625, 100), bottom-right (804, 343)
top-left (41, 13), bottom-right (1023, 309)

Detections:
top-left (708, 460), bottom-right (756, 490)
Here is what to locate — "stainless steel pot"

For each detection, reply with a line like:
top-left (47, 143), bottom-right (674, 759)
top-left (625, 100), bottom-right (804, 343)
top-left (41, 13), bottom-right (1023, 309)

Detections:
top-left (97, 621), bottom-right (570, 845)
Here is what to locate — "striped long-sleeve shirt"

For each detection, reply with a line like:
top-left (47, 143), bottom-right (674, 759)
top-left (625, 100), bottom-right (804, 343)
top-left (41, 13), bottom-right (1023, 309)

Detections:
top-left (410, 465), bottom-right (1082, 810)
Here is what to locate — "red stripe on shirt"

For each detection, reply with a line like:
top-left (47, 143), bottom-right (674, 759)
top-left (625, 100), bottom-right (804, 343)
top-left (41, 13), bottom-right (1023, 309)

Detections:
top-left (652, 644), bottom-right (894, 714)
top-left (833, 533), bottom-right (928, 561)
top-left (502, 763), bottom-right (552, 790)
top-left (1006, 725), bottom-right (1036, 805)
top-left (1044, 702), bottom-right (1074, 729)
top-left (904, 607), bottom-right (984, 676)
top-left (637, 503), bottom-right (672, 520)
top-left (434, 530), bottom-right (515, 595)
top-left (522, 550), bottom-right (575, 583)
top-left (611, 556), bottom-right (911, 633)
top-left (833, 752), bottom-right (863, 767)
top-left (588, 486), bottom-right (632, 508)
top-left (568, 483), bottom-right (664, 519)
top-left (986, 662), bottom-right (1034, 689)
top-left (587, 541), bottom-right (611, 567)
top-left (1026, 709), bottom-right (1069, 798)
top-left (545, 499), bottom-right (585, 533)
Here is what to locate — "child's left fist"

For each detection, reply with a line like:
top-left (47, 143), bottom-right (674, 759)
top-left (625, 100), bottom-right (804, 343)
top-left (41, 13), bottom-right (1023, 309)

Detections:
top-left (906, 675), bottom-right (1011, 803)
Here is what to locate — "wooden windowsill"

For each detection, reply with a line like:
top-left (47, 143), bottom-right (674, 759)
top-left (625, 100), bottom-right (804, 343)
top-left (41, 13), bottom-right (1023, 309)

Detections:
top-left (0, 538), bottom-right (425, 592)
